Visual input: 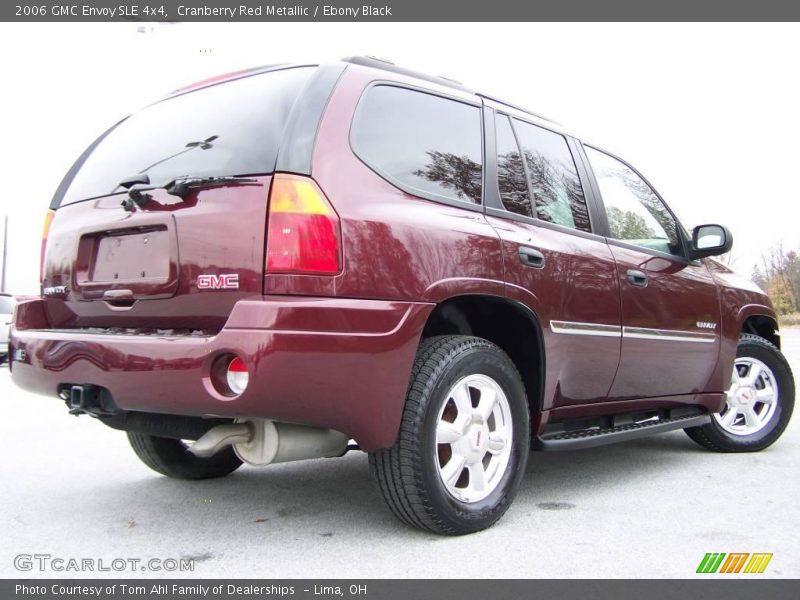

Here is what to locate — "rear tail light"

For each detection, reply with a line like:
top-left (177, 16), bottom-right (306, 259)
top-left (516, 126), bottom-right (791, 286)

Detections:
top-left (266, 174), bottom-right (340, 275)
top-left (40, 210), bottom-right (55, 283)
top-left (226, 357), bottom-right (249, 396)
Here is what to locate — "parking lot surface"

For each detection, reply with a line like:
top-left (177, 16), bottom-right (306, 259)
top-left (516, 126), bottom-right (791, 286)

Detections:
top-left (1, 331), bottom-right (798, 578)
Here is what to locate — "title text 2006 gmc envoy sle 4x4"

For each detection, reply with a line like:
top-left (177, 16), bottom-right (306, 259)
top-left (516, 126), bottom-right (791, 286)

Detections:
top-left (9, 57), bottom-right (795, 535)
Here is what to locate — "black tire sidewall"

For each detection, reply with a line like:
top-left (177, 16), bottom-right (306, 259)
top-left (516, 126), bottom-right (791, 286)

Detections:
top-left (128, 432), bottom-right (242, 479)
top-left (418, 343), bottom-right (529, 531)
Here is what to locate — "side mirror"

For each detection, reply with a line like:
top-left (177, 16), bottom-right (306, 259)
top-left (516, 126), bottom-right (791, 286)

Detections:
top-left (690, 224), bottom-right (733, 259)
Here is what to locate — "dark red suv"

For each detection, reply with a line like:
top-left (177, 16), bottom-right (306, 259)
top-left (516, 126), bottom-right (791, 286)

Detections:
top-left (10, 57), bottom-right (795, 535)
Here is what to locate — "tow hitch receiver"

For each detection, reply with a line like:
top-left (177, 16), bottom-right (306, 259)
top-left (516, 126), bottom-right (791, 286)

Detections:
top-left (68, 385), bottom-right (88, 414)
top-left (58, 384), bottom-right (116, 416)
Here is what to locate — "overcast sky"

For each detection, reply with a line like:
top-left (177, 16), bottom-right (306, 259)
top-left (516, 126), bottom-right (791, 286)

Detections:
top-left (0, 22), bottom-right (798, 294)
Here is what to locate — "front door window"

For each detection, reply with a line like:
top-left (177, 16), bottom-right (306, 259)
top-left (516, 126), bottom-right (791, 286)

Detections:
top-left (585, 146), bottom-right (681, 256)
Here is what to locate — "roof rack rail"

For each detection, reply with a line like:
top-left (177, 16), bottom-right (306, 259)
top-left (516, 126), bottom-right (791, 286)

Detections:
top-left (341, 56), bottom-right (473, 93)
top-left (341, 56), bottom-right (560, 127)
top-left (476, 93), bottom-right (559, 125)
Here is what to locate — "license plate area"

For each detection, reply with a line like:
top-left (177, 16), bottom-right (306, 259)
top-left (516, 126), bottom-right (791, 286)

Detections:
top-left (74, 221), bottom-right (179, 300)
top-left (91, 229), bottom-right (169, 283)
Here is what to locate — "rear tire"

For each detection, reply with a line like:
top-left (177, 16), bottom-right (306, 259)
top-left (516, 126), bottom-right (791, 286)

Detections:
top-left (370, 335), bottom-right (530, 535)
top-left (685, 334), bottom-right (794, 452)
top-left (127, 432), bottom-right (243, 480)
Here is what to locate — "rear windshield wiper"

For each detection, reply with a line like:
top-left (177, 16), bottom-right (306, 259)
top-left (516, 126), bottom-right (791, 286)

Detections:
top-left (118, 174), bottom-right (258, 211)
top-left (164, 175), bottom-right (258, 199)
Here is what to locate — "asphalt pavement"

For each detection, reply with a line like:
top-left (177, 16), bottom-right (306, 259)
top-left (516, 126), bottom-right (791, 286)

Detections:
top-left (1, 331), bottom-right (798, 578)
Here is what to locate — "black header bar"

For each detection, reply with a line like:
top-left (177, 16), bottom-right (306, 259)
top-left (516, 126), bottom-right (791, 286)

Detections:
top-left (4, 0), bottom-right (800, 22)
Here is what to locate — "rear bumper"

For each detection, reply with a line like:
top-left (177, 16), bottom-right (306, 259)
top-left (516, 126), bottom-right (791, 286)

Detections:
top-left (10, 296), bottom-right (433, 451)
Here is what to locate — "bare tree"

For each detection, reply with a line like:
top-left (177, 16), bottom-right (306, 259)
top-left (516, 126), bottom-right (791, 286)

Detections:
top-left (761, 243), bottom-right (800, 314)
top-left (413, 151), bottom-right (481, 204)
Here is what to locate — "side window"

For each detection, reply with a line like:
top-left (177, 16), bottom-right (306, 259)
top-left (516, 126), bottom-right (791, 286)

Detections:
top-left (495, 114), bottom-right (532, 217)
top-left (351, 85), bottom-right (482, 204)
top-left (513, 119), bottom-right (591, 232)
top-left (584, 147), bottom-right (681, 256)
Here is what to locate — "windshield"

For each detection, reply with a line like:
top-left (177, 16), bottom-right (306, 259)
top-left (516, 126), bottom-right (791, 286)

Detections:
top-left (61, 67), bottom-right (313, 205)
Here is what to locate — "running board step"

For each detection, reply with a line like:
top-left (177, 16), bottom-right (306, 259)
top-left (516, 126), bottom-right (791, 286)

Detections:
top-left (534, 411), bottom-right (711, 451)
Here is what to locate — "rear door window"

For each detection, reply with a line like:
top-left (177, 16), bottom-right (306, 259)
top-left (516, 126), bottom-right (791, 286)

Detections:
top-left (513, 119), bottom-right (591, 232)
top-left (351, 85), bottom-right (483, 204)
top-left (61, 67), bottom-right (314, 205)
top-left (495, 114), bottom-right (532, 217)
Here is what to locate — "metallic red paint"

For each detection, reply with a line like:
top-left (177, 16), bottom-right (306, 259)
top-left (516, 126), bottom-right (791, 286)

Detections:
top-left (41, 177), bottom-right (272, 330)
top-left (705, 259), bottom-right (779, 395)
top-left (606, 245), bottom-right (721, 400)
top-left (12, 296), bottom-right (432, 451)
top-left (488, 216), bottom-right (621, 408)
top-left (9, 61), bottom-right (780, 451)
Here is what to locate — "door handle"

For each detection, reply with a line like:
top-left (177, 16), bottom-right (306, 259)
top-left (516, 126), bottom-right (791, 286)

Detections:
top-left (102, 289), bottom-right (136, 308)
top-left (103, 289), bottom-right (135, 301)
top-left (519, 247), bottom-right (545, 269)
top-left (626, 269), bottom-right (648, 287)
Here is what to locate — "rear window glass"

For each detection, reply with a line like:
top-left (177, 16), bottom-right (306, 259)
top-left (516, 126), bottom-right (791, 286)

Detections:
top-left (351, 85), bottom-right (482, 204)
top-left (513, 119), bottom-right (591, 232)
top-left (61, 67), bottom-right (313, 205)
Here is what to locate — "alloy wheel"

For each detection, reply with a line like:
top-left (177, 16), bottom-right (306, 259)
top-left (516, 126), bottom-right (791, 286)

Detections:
top-left (714, 357), bottom-right (779, 436)
top-left (435, 374), bottom-right (514, 503)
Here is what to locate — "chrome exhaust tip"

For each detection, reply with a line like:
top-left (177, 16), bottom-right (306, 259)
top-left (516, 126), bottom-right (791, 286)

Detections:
top-left (189, 423), bottom-right (252, 458)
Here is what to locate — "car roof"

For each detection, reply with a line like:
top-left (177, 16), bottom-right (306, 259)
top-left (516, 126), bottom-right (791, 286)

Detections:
top-left (342, 56), bottom-right (561, 127)
top-left (168, 63), bottom-right (315, 96)
top-left (169, 56), bottom-right (563, 132)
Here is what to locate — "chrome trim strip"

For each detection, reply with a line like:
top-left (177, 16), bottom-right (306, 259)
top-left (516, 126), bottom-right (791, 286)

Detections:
top-left (549, 320), bottom-right (717, 343)
top-left (622, 326), bottom-right (716, 344)
top-left (550, 320), bottom-right (621, 337)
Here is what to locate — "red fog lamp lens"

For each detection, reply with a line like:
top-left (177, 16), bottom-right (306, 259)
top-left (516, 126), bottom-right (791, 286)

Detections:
top-left (225, 356), bottom-right (249, 396)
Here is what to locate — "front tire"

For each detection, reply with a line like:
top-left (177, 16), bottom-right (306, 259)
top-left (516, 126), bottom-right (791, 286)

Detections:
top-left (127, 432), bottom-right (243, 480)
top-left (370, 335), bottom-right (530, 535)
top-left (685, 334), bottom-right (795, 452)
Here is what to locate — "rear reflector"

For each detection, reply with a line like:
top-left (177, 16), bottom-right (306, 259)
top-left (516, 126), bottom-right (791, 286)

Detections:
top-left (266, 174), bottom-right (340, 275)
top-left (226, 357), bottom-right (249, 396)
top-left (40, 210), bottom-right (55, 283)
